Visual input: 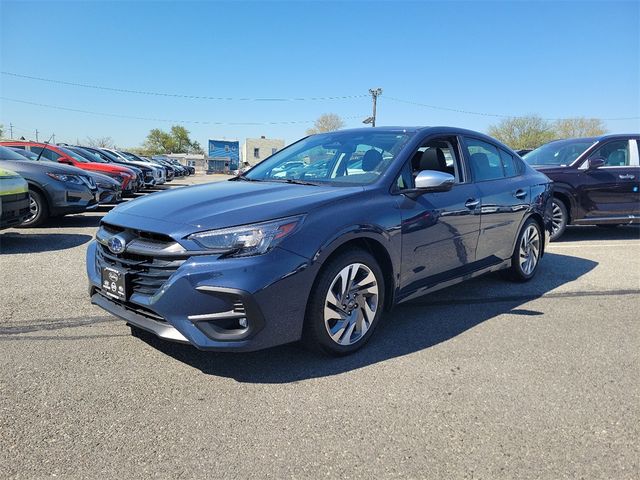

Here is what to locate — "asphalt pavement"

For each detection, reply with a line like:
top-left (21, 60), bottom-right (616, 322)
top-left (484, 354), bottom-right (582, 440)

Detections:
top-left (1, 175), bottom-right (639, 479)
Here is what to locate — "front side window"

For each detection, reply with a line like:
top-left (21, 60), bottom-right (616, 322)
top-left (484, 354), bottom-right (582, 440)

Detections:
top-left (589, 140), bottom-right (630, 166)
top-left (464, 137), bottom-right (504, 182)
top-left (30, 146), bottom-right (61, 162)
top-left (403, 137), bottom-right (462, 186)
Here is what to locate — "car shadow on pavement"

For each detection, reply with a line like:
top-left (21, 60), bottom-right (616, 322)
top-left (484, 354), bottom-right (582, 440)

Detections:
top-left (136, 252), bottom-right (599, 383)
top-left (40, 214), bottom-right (105, 228)
top-left (557, 224), bottom-right (640, 242)
top-left (0, 232), bottom-right (93, 254)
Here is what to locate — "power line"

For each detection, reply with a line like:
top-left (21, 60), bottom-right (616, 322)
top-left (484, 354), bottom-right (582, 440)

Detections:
top-left (384, 96), bottom-right (640, 121)
top-left (1, 71), bottom-right (368, 102)
top-left (0, 97), bottom-right (367, 125)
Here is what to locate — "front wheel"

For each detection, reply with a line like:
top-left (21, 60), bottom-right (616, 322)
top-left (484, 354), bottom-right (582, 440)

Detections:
top-left (507, 218), bottom-right (543, 282)
top-left (303, 249), bottom-right (385, 356)
top-left (20, 189), bottom-right (49, 227)
top-left (550, 199), bottom-right (568, 241)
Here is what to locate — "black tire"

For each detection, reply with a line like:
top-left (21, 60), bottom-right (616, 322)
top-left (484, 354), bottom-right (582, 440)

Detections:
top-left (302, 248), bottom-right (385, 356)
top-left (550, 199), bottom-right (568, 241)
top-left (507, 218), bottom-right (543, 282)
top-left (20, 189), bottom-right (49, 228)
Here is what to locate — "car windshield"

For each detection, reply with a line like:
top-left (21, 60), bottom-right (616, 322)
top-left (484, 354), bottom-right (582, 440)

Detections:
top-left (0, 146), bottom-right (32, 161)
top-left (121, 152), bottom-right (140, 162)
top-left (71, 147), bottom-right (107, 163)
top-left (59, 146), bottom-right (90, 163)
top-left (244, 131), bottom-right (413, 186)
top-left (523, 139), bottom-right (596, 166)
top-left (91, 148), bottom-right (119, 162)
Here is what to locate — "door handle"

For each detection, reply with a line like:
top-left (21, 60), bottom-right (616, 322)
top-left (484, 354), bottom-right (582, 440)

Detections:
top-left (514, 189), bottom-right (527, 199)
top-left (619, 174), bottom-right (635, 180)
top-left (465, 198), bottom-right (480, 209)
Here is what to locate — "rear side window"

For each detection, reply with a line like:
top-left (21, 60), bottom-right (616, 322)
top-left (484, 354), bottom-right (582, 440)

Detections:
top-left (589, 140), bottom-right (630, 166)
top-left (464, 137), bottom-right (504, 181)
top-left (499, 149), bottom-right (519, 177)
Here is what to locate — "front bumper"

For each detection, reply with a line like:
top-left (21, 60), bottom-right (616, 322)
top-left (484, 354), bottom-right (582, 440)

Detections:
top-left (98, 186), bottom-right (122, 204)
top-left (48, 184), bottom-right (99, 216)
top-left (0, 192), bottom-right (30, 229)
top-left (87, 241), bottom-right (316, 351)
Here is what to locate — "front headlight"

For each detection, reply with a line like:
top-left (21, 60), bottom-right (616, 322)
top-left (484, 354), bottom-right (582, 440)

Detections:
top-left (188, 215), bottom-right (304, 257)
top-left (46, 173), bottom-right (83, 184)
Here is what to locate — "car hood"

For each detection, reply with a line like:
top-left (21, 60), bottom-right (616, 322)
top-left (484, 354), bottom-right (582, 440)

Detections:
top-left (126, 160), bottom-right (160, 171)
top-left (87, 171), bottom-right (120, 187)
top-left (0, 159), bottom-right (93, 179)
top-left (80, 162), bottom-right (134, 175)
top-left (529, 165), bottom-right (570, 173)
top-left (105, 180), bottom-right (363, 235)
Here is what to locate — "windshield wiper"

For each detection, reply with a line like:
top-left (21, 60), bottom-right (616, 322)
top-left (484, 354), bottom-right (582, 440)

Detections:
top-left (266, 178), bottom-right (320, 186)
top-left (231, 175), bottom-right (262, 182)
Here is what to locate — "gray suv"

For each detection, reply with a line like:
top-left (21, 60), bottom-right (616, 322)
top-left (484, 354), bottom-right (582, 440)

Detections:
top-left (0, 146), bottom-right (99, 226)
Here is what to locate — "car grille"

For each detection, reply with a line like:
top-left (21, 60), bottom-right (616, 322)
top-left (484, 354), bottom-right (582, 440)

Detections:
top-left (96, 223), bottom-right (189, 297)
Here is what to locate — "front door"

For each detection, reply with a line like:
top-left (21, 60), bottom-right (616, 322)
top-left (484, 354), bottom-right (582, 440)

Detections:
top-left (577, 139), bottom-right (640, 220)
top-left (397, 136), bottom-right (481, 296)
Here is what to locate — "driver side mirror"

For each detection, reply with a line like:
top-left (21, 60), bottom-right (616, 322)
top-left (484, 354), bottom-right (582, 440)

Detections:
top-left (404, 170), bottom-right (455, 198)
top-left (59, 158), bottom-right (73, 165)
top-left (587, 157), bottom-right (605, 170)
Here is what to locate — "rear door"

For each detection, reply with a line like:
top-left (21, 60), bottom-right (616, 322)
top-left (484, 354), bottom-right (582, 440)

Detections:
top-left (576, 138), bottom-right (640, 220)
top-left (462, 136), bottom-right (530, 261)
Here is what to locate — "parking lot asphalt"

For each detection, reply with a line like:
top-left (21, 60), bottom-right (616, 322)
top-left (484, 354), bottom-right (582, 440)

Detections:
top-left (1, 175), bottom-right (639, 479)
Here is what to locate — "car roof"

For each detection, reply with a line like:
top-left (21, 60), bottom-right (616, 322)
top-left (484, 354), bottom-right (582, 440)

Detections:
top-left (326, 126), bottom-right (518, 153)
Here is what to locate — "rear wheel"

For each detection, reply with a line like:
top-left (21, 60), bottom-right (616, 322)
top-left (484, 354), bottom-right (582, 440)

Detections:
top-left (507, 218), bottom-right (542, 282)
top-left (20, 189), bottom-right (49, 227)
top-left (303, 249), bottom-right (385, 356)
top-left (550, 199), bottom-right (568, 241)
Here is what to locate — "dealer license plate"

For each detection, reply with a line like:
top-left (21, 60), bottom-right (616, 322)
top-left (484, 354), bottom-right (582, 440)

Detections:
top-left (101, 265), bottom-right (129, 301)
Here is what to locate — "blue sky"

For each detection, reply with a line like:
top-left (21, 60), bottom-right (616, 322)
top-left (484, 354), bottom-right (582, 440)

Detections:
top-left (1, 0), bottom-right (638, 148)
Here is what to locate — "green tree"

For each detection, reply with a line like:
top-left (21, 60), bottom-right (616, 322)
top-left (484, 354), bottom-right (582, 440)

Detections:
top-left (143, 125), bottom-right (203, 155)
top-left (554, 117), bottom-right (607, 138)
top-left (487, 115), bottom-right (556, 150)
top-left (306, 113), bottom-right (345, 135)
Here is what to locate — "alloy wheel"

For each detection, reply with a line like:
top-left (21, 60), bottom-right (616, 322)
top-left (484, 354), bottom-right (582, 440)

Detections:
top-left (551, 202), bottom-right (564, 236)
top-left (519, 224), bottom-right (541, 276)
top-left (323, 263), bottom-right (379, 346)
top-left (25, 195), bottom-right (39, 224)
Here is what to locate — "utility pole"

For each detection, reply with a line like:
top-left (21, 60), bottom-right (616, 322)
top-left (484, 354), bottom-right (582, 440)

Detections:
top-left (52, 134), bottom-right (56, 144)
top-left (35, 129), bottom-right (39, 142)
top-left (9, 123), bottom-right (13, 139)
top-left (363, 88), bottom-right (382, 127)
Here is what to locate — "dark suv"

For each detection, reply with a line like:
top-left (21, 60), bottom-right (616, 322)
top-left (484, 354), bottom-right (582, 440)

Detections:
top-left (523, 134), bottom-right (640, 240)
top-left (87, 127), bottom-right (552, 355)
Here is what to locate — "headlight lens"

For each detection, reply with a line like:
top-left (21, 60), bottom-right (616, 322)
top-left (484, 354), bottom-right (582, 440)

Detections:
top-left (189, 216), bottom-right (304, 257)
top-left (46, 173), bottom-right (83, 184)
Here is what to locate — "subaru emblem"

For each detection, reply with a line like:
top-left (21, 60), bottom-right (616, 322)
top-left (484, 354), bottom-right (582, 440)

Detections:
top-left (108, 235), bottom-right (127, 255)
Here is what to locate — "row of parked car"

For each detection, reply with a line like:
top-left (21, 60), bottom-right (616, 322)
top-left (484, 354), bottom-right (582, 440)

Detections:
top-left (0, 141), bottom-right (195, 228)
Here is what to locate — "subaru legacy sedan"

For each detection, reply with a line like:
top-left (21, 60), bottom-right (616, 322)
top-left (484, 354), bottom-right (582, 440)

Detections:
top-left (87, 127), bottom-right (553, 355)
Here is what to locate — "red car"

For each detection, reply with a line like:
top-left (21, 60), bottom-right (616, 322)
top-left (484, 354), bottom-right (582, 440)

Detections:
top-left (0, 141), bottom-right (138, 193)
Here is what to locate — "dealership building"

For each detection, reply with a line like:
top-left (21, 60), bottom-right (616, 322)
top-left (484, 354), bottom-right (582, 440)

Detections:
top-left (242, 136), bottom-right (285, 167)
top-left (169, 136), bottom-right (285, 174)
